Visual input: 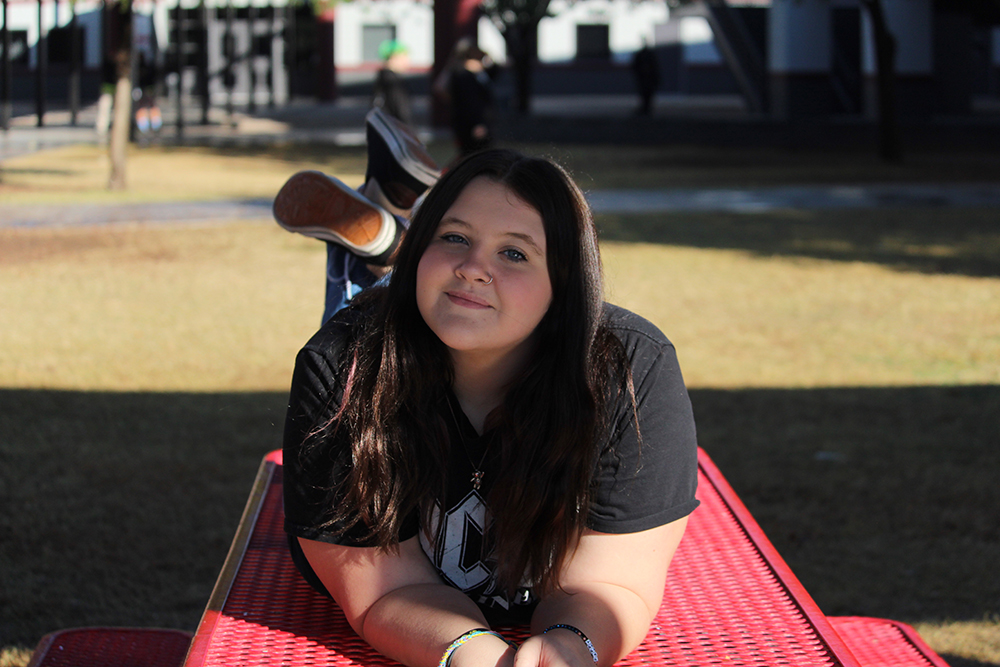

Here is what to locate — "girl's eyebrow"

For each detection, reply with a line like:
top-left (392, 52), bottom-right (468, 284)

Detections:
top-left (505, 232), bottom-right (544, 256)
top-left (439, 217), bottom-right (544, 256)
top-left (437, 216), bottom-right (470, 233)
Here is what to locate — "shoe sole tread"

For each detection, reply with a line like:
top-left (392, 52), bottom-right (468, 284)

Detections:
top-left (273, 171), bottom-right (395, 256)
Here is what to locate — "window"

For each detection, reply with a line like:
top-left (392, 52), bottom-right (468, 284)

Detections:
top-left (576, 24), bottom-right (609, 60)
top-left (1, 30), bottom-right (30, 65)
top-left (362, 24), bottom-right (395, 63)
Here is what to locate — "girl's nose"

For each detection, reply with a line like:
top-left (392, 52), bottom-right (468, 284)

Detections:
top-left (455, 253), bottom-right (492, 285)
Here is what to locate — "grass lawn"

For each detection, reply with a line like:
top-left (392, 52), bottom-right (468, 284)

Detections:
top-left (1, 141), bottom-right (998, 667)
top-left (6, 139), bottom-right (1000, 205)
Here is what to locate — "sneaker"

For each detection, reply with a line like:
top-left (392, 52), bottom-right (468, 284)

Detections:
top-left (365, 107), bottom-right (440, 210)
top-left (273, 170), bottom-right (398, 259)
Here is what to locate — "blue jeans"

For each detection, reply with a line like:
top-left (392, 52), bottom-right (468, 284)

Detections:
top-left (322, 243), bottom-right (379, 325)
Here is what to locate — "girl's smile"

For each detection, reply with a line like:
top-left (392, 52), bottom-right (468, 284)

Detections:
top-left (445, 290), bottom-right (492, 309)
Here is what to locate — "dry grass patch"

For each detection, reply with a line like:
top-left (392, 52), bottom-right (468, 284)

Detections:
top-left (6, 142), bottom-right (1000, 207)
top-left (0, 143), bottom-right (369, 205)
top-left (4, 222), bottom-right (997, 392)
top-left (0, 222), bottom-right (325, 391)
top-left (0, 648), bottom-right (32, 667)
top-left (915, 619), bottom-right (1000, 666)
top-left (596, 207), bottom-right (1000, 277)
top-left (602, 241), bottom-right (1000, 388)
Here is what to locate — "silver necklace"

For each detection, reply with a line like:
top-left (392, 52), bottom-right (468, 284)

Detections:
top-left (446, 394), bottom-right (491, 490)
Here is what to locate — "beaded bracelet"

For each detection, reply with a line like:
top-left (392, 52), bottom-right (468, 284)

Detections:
top-left (542, 624), bottom-right (599, 663)
top-left (438, 628), bottom-right (517, 667)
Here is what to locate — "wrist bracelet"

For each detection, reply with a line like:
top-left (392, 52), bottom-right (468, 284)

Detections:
top-left (542, 624), bottom-right (599, 663)
top-left (438, 628), bottom-right (517, 667)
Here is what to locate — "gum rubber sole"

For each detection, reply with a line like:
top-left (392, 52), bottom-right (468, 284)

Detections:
top-left (272, 171), bottom-right (396, 257)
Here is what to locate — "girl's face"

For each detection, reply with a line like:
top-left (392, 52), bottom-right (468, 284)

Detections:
top-left (416, 177), bottom-right (553, 366)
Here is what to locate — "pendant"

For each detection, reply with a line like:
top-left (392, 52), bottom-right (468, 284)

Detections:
top-left (471, 470), bottom-right (484, 490)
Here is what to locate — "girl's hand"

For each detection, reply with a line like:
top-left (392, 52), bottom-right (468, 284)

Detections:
top-left (524, 518), bottom-right (690, 667)
top-left (513, 632), bottom-right (593, 667)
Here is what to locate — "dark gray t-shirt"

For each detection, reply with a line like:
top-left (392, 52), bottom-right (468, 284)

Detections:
top-left (283, 303), bottom-right (699, 625)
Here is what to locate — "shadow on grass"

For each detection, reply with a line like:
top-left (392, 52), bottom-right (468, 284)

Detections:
top-left (596, 208), bottom-right (1000, 278)
top-left (945, 657), bottom-right (999, 667)
top-left (2, 385), bottom-right (997, 648)
top-left (692, 384), bottom-right (1000, 625)
top-left (0, 389), bottom-right (288, 647)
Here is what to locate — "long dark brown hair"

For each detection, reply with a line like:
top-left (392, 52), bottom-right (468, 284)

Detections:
top-left (319, 149), bottom-right (634, 594)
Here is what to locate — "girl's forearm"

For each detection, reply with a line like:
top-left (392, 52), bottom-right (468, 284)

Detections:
top-left (362, 583), bottom-right (516, 667)
top-left (528, 583), bottom-right (655, 667)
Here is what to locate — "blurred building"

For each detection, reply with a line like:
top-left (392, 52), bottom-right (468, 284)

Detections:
top-left (1, 0), bottom-right (999, 121)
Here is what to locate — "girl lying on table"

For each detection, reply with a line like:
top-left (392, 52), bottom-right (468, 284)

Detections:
top-left (278, 146), bottom-right (699, 667)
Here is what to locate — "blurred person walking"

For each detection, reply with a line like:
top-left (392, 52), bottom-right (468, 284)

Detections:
top-left (631, 42), bottom-right (660, 116)
top-left (373, 39), bottom-right (413, 125)
top-left (436, 39), bottom-right (498, 156)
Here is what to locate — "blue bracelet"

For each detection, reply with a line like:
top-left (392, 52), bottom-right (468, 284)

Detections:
top-left (438, 628), bottom-right (517, 667)
top-left (543, 624), bottom-right (599, 663)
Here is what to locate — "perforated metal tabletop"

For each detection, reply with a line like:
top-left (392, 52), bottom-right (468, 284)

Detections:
top-left (182, 449), bottom-right (862, 667)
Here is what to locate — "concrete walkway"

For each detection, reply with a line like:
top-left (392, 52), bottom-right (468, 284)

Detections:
top-left (5, 181), bottom-right (1000, 230)
top-left (0, 93), bottom-right (749, 161)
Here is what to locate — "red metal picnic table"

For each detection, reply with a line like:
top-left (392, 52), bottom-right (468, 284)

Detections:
top-left (174, 448), bottom-right (950, 667)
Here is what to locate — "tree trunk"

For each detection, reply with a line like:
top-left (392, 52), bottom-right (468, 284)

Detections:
top-left (108, 1), bottom-right (133, 191)
top-left (514, 52), bottom-right (531, 114)
top-left (507, 22), bottom-right (537, 114)
top-left (862, 0), bottom-right (902, 162)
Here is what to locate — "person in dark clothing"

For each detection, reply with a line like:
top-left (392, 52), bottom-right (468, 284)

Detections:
top-left (134, 51), bottom-right (162, 134)
top-left (372, 39), bottom-right (413, 125)
top-left (446, 41), bottom-right (497, 155)
top-left (631, 42), bottom-right (660, 116)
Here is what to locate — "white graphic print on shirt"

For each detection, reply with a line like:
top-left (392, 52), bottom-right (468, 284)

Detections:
top-left (420, 490), bottom-right (494, 588)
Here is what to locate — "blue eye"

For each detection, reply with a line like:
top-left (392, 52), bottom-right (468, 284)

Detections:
top-left (503, 248), bottom-right (527, 262)
top-left (441, 233), bottom-right (468, 244)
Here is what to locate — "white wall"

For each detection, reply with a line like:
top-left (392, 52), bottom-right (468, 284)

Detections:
top-left (2, 0), bottom-right (166, 69)
top-left (479, 0), bottom-right (668, 65)
top-left (6, 0), bottom-right (670, 73)
top-left (679, 16), bottom-right (721, 65)
top-left (608, 0), bottom-right (666, 60)
top-left (6, 0), bottom-right (58, 67)
top-left (479, 17), bottom-right (508, 65)
top-left (334, 0), bottom-right (434, 67)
